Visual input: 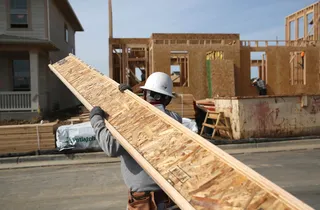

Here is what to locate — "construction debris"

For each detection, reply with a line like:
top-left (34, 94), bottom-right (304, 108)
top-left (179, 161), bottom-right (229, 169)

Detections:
top-left (48, 54), bottom-right (313, 210)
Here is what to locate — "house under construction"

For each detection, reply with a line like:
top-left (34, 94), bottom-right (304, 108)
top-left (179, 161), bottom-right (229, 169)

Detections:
top-left (108, 1), bottom-right (320, 139)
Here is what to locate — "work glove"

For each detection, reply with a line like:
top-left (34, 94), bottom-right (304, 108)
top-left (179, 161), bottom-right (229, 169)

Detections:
top-left (119, 83), bottom-right (132, 92)
top-left (90, 106), bottom-right (108, 119)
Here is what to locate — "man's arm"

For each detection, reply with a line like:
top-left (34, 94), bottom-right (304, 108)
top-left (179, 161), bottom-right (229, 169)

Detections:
top-left (90, 107), bottom-right (125, 157)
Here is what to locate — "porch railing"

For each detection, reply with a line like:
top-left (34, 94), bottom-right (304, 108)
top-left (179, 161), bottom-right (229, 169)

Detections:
top-left (0, 92), bottom-right (32, 111)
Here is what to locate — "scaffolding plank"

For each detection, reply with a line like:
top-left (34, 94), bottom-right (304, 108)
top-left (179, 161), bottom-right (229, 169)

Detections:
top-left (48, 54), bottom-right (313, 210)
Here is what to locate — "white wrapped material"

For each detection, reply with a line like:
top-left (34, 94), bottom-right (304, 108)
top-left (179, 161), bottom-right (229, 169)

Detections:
top-left (182, 118), bottom-right (198, 133)
top-left (56, 122), bottom-right (100, 151)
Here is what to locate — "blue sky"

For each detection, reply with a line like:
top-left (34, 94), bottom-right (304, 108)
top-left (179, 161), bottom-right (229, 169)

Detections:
top-left (69, 0), bottom-right (317, 76)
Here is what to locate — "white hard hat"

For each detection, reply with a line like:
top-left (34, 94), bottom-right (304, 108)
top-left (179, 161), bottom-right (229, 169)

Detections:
top-left (252, 78), bottom-right (258, 83)
top-left (140, 72), bottom-right (174, 97)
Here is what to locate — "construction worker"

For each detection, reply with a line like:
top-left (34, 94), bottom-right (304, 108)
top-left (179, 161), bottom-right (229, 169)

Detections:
top-left (90, 72), bottom-right (181, 210)
top-left (251, 77), bottom-right (267, 95)
top-left (300, 51), bottom-right (305, 68)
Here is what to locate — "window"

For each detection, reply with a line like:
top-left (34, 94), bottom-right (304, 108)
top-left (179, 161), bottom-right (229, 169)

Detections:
top-left (12, 60), bottom-right (30, 91)
top-left (290, 51), bottom-right (306, 85)
top-left (170, 51), bottom-right (189, 87)
top-left (298, 17), bottom-right (304, 39)
top-left (9, 0), bottom-right (28, 28)
top-left (307, 12), bottom-right (314, 39)
top-left (64, 24), bottom-right (69, 42)
top-left (289, 21), bottom-right (295, 40)
top-left (250, 52), bottom-right (267, 82)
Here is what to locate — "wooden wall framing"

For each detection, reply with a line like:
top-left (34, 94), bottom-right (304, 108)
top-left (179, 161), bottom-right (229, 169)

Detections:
top-left (285, 1), bottom-right (320, 41)
top-left (239, 44), bottom-right (320, 96)
top-left (108, 1), bottom-right (320, 99)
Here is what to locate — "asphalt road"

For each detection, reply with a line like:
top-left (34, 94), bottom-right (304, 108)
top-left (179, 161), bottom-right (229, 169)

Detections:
top-left (0, 150), bottom-right (319, 210)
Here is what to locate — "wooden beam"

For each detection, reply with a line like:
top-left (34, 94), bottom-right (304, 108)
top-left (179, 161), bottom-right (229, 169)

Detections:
top-left (109, 38), bottom-right (150, 45)
top-left (128, 57), bottom-right (146, 62)
top-left (304, 11), bottom-right (308, 39)
top-left (109, 43), bottom-right (113, 79)
top-left (108, 0), bottom-right (113, 38)
top-left (48, 54), bottom-right (313, 210)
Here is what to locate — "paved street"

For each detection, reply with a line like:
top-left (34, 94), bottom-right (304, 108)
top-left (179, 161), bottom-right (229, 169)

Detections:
top-left (0, 149), bottom-right (319, 210)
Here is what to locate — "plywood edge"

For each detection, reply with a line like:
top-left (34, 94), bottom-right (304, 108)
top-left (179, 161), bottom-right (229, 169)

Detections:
top-left (49, 54), bottom-right (313, 210)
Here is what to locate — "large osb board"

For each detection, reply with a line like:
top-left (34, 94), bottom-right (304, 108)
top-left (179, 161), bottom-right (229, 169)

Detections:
top-left (210, 60), bottom-right (236, 97)
top-left (266, 47), bottom-right (320, 95)
top-left (48, 54), bottom-right (313, 210)
top-left (152, 44), bottom-right (241, 100)
top-left (239, 46), bottom-right (320, 96)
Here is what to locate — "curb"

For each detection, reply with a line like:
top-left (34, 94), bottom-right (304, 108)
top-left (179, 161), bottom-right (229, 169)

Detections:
top-left (224, 144), bottom-right (320, 155)
top-left (0, 158), bottom-right (120, 170)
top-left (0, 139), bottom-right (319, 167)
top-left (218, 139), bottom-right (320, 150)
top-left (0, 151), bottom-right (108, 164)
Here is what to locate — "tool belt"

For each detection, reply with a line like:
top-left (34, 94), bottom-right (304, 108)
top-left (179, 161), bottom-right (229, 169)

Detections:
top-left (127, 190), bottom-right (179, 210)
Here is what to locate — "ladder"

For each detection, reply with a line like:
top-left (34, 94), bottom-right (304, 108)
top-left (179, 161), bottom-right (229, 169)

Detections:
top-left (200, 111), bottom-right (233, 139)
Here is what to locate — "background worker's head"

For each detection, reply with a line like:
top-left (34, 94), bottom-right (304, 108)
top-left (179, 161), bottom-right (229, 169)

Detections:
top-left (251, 78), bottom-right (259, 86)
top-left (140, 72), bottom-right (174, 107)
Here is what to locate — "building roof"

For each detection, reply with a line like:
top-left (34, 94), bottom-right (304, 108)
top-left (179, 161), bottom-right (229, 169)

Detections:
top-left (0, 34), bottom-right (59, 50)
top-left (54, 0), bottom-right (84, 32)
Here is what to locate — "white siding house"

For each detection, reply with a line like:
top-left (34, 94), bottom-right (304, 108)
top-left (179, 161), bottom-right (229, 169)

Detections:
top-left (0, 0), bottom-right (83, 120)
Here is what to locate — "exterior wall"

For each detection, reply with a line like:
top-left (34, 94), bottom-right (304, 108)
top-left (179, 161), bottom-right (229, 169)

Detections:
top-left (0, 52), bottom-right (11, 91)
top-left (0, 0), bottom-right (46, 39)
top-left (0, 0), bottom-right (5, 32)
top-left (215, 95), bottom-right (320, 139)
top-left (239, 45), bottom-right (320, 96)
top-left (210, 60), bottom-right (236, 97)
top-left (49, 0), bottom-right (75, 59)
top-left (151, 42), bottom-right (241, 100)
top-left (48, 0), bottom-right (78, 110)
top-left (38, 52), bottom-right (49, 112)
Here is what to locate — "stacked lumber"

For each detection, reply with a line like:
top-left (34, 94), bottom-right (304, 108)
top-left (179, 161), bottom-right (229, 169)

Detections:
top-left (0, 122), bottom-right (57, 154)
top-left (48, 54), bottom-right (313, 210)
top-left (166, 94), bottom-right (195, 119)
top-left (67, 113), bottom-right (90, 124)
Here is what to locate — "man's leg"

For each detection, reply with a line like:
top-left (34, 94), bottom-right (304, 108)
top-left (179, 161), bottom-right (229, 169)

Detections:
top-left (259, 89), bottom-right (267, 95)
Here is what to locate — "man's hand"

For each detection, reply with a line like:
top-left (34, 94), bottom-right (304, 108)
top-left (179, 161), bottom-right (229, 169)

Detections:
top-left (90, 106), bottom-right (108, 119)
top-left (119, 83), bottom-right (132, 92)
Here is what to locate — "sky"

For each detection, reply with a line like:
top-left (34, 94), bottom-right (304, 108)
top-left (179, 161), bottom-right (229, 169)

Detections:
top-left (69, 0), bottom-right (317, 77)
